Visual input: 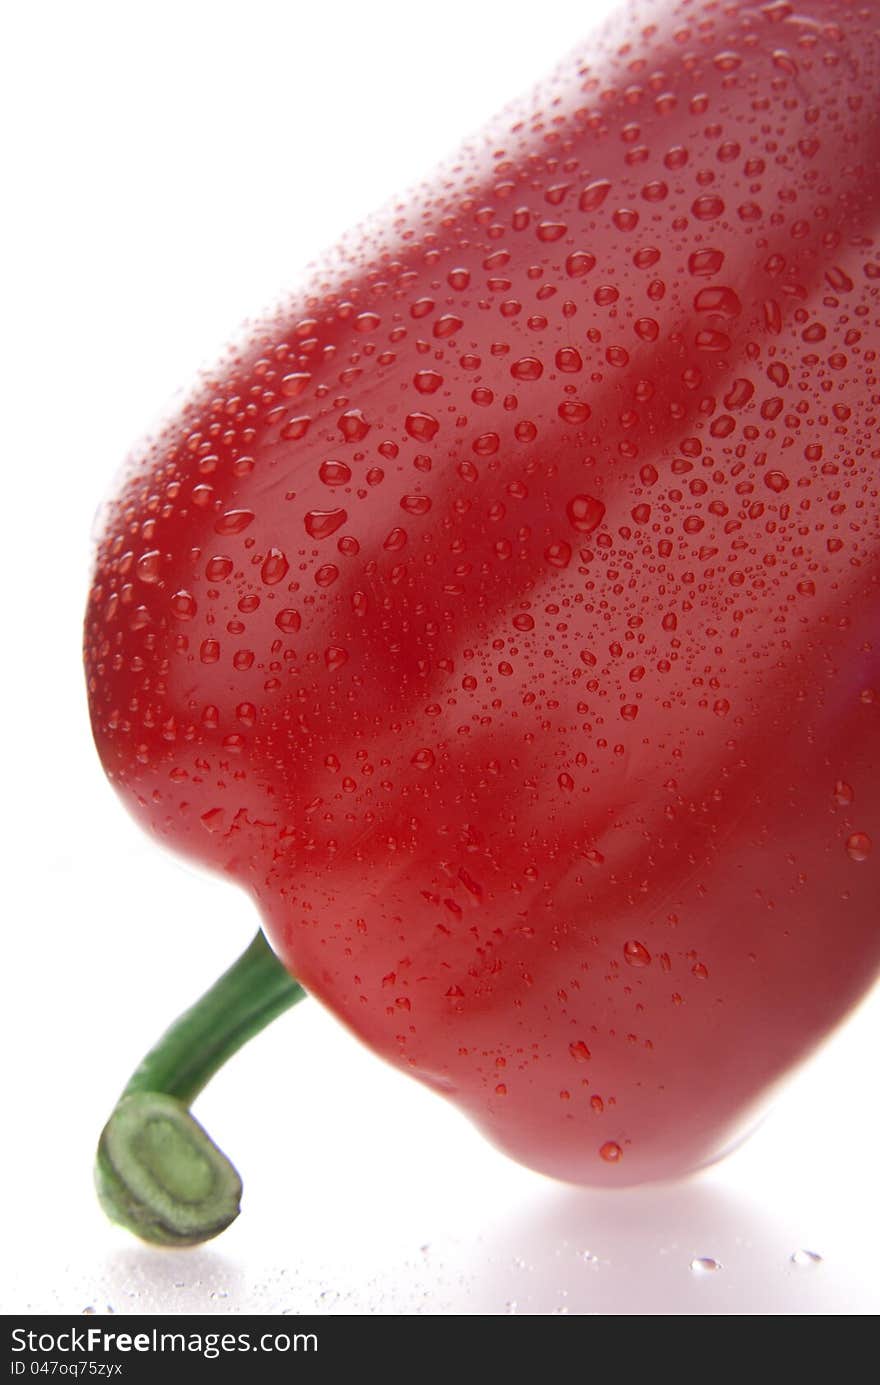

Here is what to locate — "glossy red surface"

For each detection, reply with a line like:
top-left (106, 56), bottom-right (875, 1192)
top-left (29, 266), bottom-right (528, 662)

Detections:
top-left (85, 0), bottom-right (880, 1184)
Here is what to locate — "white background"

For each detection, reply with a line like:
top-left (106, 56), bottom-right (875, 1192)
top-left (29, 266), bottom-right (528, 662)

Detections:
top-left (2, 0), bottom-right (879, 1316)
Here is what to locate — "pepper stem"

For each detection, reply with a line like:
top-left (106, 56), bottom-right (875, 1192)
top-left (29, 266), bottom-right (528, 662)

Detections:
top-left (95, 929), bottom-right (306, 1246)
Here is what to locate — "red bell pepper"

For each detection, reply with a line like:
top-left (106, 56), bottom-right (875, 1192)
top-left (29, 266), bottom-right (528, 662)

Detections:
top-left (85, 0), bottom-right (880, 1245)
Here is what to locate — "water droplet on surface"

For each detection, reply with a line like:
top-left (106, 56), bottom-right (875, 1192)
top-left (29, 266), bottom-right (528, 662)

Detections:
top-left (694, 286), bottom-right (742, 317)
top-left (280, 372), bottom-right (311, 398)
top-left (688, 248), bottom-right (725, 278)
top-left (170, 590), bottom-right (196, 619)
top-left (569, 1040), bottom-right (591, 1062)
top-left (136, 550), bottom-right (162, 583)
top-left (763, 299), bottom-right (783, 334)
top-left (337, 408), bottom-right (370, 441)
top-left (281, 415), bottom-right (311, 441)
top-left (400, 494), bottom-right (432, 516)
top-left (764, 471), bottom-right (789, 494)
top-left (305, 508), bottom-right (347, 540)
top-left (411, 748), bottom-right (435, 771)
top-left (434, 314), bottom-right (463, 338)
top-left (473, 432), bottom-right (500, 457)
top-left (580, 179), bottom-right (611, 212)
top-left (544, 541), bottom-right (572, 569)
top-left (567, 494), bottom-right (605, 533)
top-left (772, 48), bottom-right (798, 75)
top-left (641, 179), bottom-right (668, 203)
top-left (724, 378), bottom-right (754, 409)
top-left (623, 940), bottom-right (651, 967)
top-left (384, 527), bottom-right (407, 551)
top-left (802, 322), bottom-right (826, 343)
top-left (236, 702), bottom-right (256, 727)
top-left (833, 781), bottom-right (854, 806)
top-left (319, 460), bottom-right (352, 487)
top-left (537, 220), bottom-right (567, 242)
top-left (261, 547), bottom-right (289, 586)
top-left (790, 1249), bottom-right (823, 1268)
top-left (599, 1141), bottom-right (623, 1164)
top-left (405, 411), bottom-right (439, 441)
top-left (695, 329), bottom-right (731, 352)
top-left (690, 1257), bottom-right (721, 1275)
top-left (206, 556), bottom-right (234, 581)
top-left (275, 608), bottom-right (301, 633)
top-left (762, 1), bottom-right (794, 20)
top-left (846, 832), bottom-right (871, 862)
top-left (556, 347), bottom-right (583, 372)
top-left (566, 251), bottom-right (596, 277)
top-left (558, 400), bottom-right (591, 424)
top-left (324, 646), bottom-right (349, 672)
top-left (413, 370), bottom-right (443, 395)
top-left (215, 510), bottom-right (255, 536)
top-left (612, 206), bottom-right (640, 231)
top-left (692, 195), bottom-right (725, 221)
top-left (315, 563), bottom-right (339, 587)
top-left (511, 357), bottom-right (544, 382)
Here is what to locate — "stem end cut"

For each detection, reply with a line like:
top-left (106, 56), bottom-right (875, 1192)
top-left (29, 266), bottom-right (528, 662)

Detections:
top-left (95, 1092), bottom-right (242, 1247)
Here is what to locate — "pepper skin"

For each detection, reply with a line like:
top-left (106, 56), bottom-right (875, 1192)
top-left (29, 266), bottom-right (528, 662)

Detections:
top-left (85, 0), bottom-right (880, 1190)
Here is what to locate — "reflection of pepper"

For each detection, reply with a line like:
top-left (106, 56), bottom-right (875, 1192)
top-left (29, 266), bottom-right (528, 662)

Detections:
top-left (86, 0), bottom-right (880, 1245)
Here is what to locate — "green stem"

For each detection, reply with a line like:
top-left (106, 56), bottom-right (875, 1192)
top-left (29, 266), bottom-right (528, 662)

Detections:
top-left (95, 930), bottom-right (306, 1247)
